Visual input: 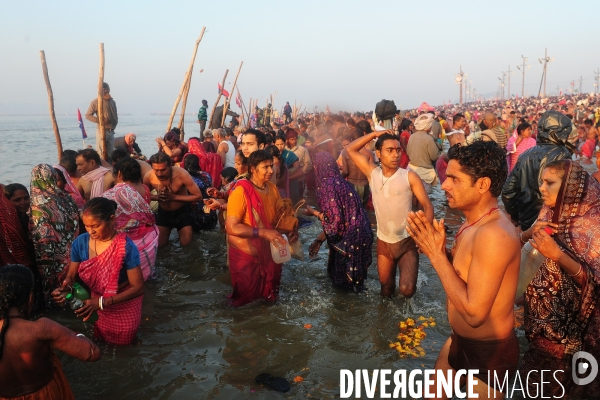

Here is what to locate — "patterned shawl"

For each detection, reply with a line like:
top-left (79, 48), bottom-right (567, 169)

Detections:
top-left (29, 164), bottom-right (79, 305)
top-left (0, 188), bottom-right (32, 267)
top-left (52, 164), bottom-right (85, 210)
top-left (313, 151), bottom-right (373, 256)
top-left (525, 161), bottom-right (600, 356)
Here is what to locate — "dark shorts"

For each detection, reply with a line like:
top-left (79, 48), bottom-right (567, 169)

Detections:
top-left (377, 237), bottom-right (418, 262)
top-left (448, 331), bottom-right (520, 391)
top-left (155, 204), bottom-right (192, 230)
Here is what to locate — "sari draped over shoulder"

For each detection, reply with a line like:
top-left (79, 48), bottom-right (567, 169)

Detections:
top-left (52, 164), bottom-right (85, 210)
top-left (183, 138), bottom-right (222, 188)
top-left (0, 190), bottom-right (32, 268)
top-left (30, 164), bottom-right (79, 306)
top-left (102, 183), bottom-right (159, 280)
top-left (227, 180), bottom-right (281, 306)
top-left (314, 152), bottom-right (373, 291)
top-left (77, 233), bottom-right (143, 345)
top-left (522, 161), bottom-right (600, 396)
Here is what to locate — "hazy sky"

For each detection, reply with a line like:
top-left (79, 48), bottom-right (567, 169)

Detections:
top-left (1, 0), bottom-right (599, 115)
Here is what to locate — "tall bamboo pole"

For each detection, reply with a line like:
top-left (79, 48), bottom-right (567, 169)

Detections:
top-left (177, 73), bottom-right (191, 140)
top-left (221, 61), bottom-right (244, 127)
top-left (39, 51), bottom-right (63, 161)
top-left (237, 88), bottom-right (250, 125)
top-left (167, 27), bottom-right (206, 133)
top-left (208, 69), bottom-right (229, 129)
top-left (97, 43), bottom-right (106, 160)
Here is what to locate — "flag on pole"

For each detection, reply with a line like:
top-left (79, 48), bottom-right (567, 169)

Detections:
top-left (77, 108), bottom-right (87, 139)
top-left (235, 91), bottom-right (242, 108)
top-left (218, 83), bottom-right (229, 99)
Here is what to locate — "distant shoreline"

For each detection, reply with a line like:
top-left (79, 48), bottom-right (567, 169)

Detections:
top-left (0, 113), bottom-right (198, 117)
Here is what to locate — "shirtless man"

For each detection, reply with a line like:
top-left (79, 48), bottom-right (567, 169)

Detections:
top-left (111, 148), bottom-right (152, 177)
top-left (445, 113), bottom-right (468, 147)
top-left (406, 140), bottom-right (520, 399)
top-left (144, 152), bottom-right (202, 247)
top-left (346, 131), bottom-right (433, 298)
top-left (76, 149), bottom-right (115, 201)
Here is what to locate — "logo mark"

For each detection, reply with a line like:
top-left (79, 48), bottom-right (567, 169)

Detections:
top-left (572, 351), bottom-right (598, 386)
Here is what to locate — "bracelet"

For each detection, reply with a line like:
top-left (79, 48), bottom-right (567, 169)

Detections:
top-left (569, 264), bottom-right (583, 278)
top-left (76, 333), bottom-right (86, 338)
top-left (99, 296), bottom-right (104, 310)
top-left (252, 228), bottom-right (259, 238)
top-left (519, 232), bottom-right (527, 244)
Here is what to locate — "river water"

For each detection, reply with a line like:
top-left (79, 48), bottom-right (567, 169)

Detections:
top-left (1, 115), bottom-right (535, 399)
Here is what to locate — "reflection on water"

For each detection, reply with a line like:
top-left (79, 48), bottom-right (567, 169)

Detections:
top-left (1, 116), bottom-right (531, 399)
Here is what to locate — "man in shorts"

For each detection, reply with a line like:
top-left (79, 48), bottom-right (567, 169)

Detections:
top-left (144, 152), bottom-right (202, 247)
top-left (346, 131), bottom-right (433, 298)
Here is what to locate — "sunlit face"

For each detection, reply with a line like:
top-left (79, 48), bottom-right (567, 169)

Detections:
top-left (82, 213), bottom-right (115, 241)
top-left (274, 138), bottom-right (286, 153)
top-left (8, 189), bottom-right (30, 214)
top-left (76, 156), bottom-right (96, 175)
top-left (234, 154), bottom-right (246, 175)
top-left (375, 139), bottom-right (401, 170)
top-left (539, 167), bottom-right (563, 208)
top-left (152, 162), bottom-right (171, 181)
top-left (341, 139), bottom-right (350, 148)
top-left (454, 117), bottom-right (466, 130)
top-left (241, 133), bottom-right (263, 157)
top-left (441, 160), bottom-right (481, 210)
top-left (250, 160), bottom-right (274, 183)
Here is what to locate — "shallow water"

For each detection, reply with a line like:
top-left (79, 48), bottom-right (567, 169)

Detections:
top-left (1, 115), bottom-right (534, 399)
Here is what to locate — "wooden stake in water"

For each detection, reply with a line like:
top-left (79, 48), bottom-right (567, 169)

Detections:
top-left (39, 50), bottom-right (63, 162)
top-left (97, 43), bottom-right (106, 160)
top-left (221, 61), bottom-right (244, 127)
top-left (167, 27), bottom-right (206, 135)
top-left (209, 69), bottom-right (229, 129)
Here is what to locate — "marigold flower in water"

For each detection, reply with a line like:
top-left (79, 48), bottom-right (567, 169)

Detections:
top-left (293, 376), bottom-right (304, 383)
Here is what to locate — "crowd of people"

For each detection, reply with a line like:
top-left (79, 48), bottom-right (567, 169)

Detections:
top-left (1, 85), bottom-right (600, 397)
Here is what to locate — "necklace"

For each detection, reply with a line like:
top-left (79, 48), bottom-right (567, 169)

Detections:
top-left (250, 180), bottom-right (267, 190)
top-left (453, 207), bottom-right (499, 247)
top-left (379, 167), bottom-right (396, 190)
top-left (93, 232), bottom-right (116, 255)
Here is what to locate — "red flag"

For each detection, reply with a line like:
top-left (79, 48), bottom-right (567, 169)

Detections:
top-left (235, 92), bottom-right (242, 108)
top-left (218, 83), bottom-right (229, 99)
top-left (77, 108), bottom-right (87, 139)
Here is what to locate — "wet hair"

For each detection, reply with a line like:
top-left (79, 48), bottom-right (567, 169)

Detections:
top-left (183, 154), bottom-right (202, 178)
top-left (453, 113), bottom-right (465, 124)
top-left (82, 197), bottom-right (117, 222)
top-left (59, 152), bottom-right (77, 175)
top-left (221, 167), bottom-right (238, 183)
top-left (0, 264), bottom-right (34, 360)
top-left (517, 122), bottom-right (531, 135)
top-left (447, 140), bottom-right (507, 197)
top-left (584, 119), bottom-right (594, 126)
top-left (375, 133), bottom-right (400, 151)
top-left (148, 152), bottom-right (172, 167)
top-left (356, 120), bottom-right (372, 134)
top-left (3, 183), bottom-right (28, 200)
top-left (248, 150), bottom-right (273, 178)
top-left (399, 119), bottom-right (413, 133)
top-left (77, 148), bottom-right (101, 165)
top-left (242, 129), bottom-right (266, 146)
top-left (544, 159), bottom-right (568, 179)
top-left (113, 158), bottom-right (142, 182)
top-left (111, 149), bottom-right (129, 164)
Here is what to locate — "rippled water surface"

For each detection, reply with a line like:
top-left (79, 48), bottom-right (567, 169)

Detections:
top-left (1, 115), bottom-right (534, 399)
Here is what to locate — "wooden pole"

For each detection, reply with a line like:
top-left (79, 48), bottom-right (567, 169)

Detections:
top-left (208, 69), bottom-right (229, 129)
top-left (39, 51), bottom-right (63, 162)
top-left (97, 43), bottom-right (106, 160)
top-left (177, 73), bottom-right (191, 141)
top-left (167, 27), bottom-right (206, 133)
top-left (221, 61), bottom-right (244, 127)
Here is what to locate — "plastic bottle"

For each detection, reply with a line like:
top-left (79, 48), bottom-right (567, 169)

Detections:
top-left (515, 242), bottom-right (547, 298)
top-left (270, 234), bottom-right (291, 263)
top-left (65, 293), bottom-right (98, 324)
top-left (73, 282), bottom-right (90, 300)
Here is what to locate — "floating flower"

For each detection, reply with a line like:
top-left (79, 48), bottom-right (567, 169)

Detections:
top-left (390, 317), bottom-right (436, 358)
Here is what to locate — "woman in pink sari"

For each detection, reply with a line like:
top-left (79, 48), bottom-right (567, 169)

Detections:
top-left (102, 158), bottom-right (158, 280)
top-left (53, 164), bottom-right (85, 210)
top-left (52, 198), bottom-right (144, 345)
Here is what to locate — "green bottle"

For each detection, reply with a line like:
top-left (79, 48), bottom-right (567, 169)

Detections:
top-left (68, 285), bottom-right (98, 324)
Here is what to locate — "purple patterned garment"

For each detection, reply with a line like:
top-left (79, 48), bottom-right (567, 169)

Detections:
top-left (314, 151), bottom-right (373, 291)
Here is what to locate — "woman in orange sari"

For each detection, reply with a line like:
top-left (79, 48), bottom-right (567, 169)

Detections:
top-left (52, 198), bottom-right (144, 345)
top-left (225, 150), bottom-right (288, 306)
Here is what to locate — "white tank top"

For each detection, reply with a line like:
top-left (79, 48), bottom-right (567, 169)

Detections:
top-left (370, 167), bottom-right (413, 243)
top-left (224, 141), bottom-right (235, 168)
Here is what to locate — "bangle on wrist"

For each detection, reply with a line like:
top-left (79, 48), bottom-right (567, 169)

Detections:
top-left (519, 232), bottom-right (527, 244)
top-left (569, 264), bottom-right (583, 278)
top-left (253, 228), bottom-right (259, 238)
top-left (99, 296), bottom-right (104, 310)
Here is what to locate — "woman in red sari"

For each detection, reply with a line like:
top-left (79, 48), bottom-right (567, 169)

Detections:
top-left (225, 150), bottom-right (288, 306)
top-left (519, 160), bottom-right (600, 396)
top-left (52, 198), bottom-right (144, 345)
